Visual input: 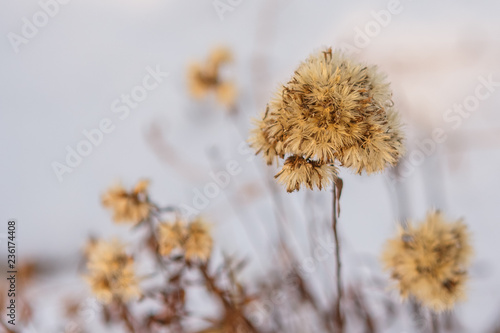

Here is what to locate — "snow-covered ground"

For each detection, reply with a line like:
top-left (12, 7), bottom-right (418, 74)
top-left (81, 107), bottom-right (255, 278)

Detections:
top-left (1, 0), bottom-right (500, 331)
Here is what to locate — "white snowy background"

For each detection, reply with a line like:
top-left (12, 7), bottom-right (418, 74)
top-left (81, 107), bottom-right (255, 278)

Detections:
top-left (1, 0), bottom-right (500, 331)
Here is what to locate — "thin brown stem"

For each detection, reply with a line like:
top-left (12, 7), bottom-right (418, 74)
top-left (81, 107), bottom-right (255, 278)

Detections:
top-left (332, 183), bottom-right (344, 331)
top-left (118, 302), bottom-right (136, 333)
top-left (199, 263), bottom-right (259, 333)
top-left (145, 212), bottom-right (171, 276)
top-left (199, 263), bottom-right (232, 309)
top-left (431, 311), bottom-right (439, 333)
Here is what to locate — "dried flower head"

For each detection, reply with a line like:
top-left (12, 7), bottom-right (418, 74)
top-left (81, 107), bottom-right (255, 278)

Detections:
top-left (249, 48), bottom-right (404, 192)
top-left (157, 217), bottom-right (213, 262)
top-left (188, 46), bottom-right (237, 107)
top-left (275, 155), bottom-right (337, 192)
top-left (102, 180), bottom-right (151, 224)
top-left (381, 211), bottom-right (472, 312)
top-left (84, 239), bottom-right (141, 303)
top-left (157, 220), bottom-right (188, 256)
top-left (184, 218), bottom-right (213, 262)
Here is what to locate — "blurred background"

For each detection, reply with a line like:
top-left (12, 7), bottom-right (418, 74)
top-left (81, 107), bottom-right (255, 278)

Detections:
top-left (1, 0), bottom-right (500, 331)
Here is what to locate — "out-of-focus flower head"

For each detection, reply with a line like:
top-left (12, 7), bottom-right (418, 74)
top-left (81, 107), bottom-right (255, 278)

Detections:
top-left (102, 180), bottom-right (151, 224)
top-left (184, 218), bottom-right (213, 262)
top-left (84, 238), bottom-right (141, 304)
top-left (188, 46), bottom-right (237, 108)
top-left (157, 219), bottom-right (188, 256)
top-left (157, 217), bottom-right (213, 262)
top-left (381, 211), bottom-right (473, 312)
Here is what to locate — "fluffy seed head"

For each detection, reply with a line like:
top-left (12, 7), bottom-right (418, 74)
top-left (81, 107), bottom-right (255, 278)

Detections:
top-left (275, 155), bottom-right (337, 193)
top-left (381, 211), bottom-right (472, 312)
top-left (157, 217), bottom-right (213, 262)
top-left (157, 220), bottom-right (188, 256)
top-left (249, 48), bottom-right (404, 191)
top-left (188, 46), bottom-right (237, 107)
top-left (84, 239), bottom-right (141, 303)
top-left (184, 218), bottom-right (213, 262)
top-left (102, 180), bottom-right (151, 224)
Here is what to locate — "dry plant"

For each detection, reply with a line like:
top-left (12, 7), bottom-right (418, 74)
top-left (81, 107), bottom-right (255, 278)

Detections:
top-left (55, 177), bottom-right (401, 333)
top-left (11, 46), bottom-right (487, 333)
top-left (249, 47), bottom-right (405, 332)
top-left (70, 180), bottom-right (264, 333)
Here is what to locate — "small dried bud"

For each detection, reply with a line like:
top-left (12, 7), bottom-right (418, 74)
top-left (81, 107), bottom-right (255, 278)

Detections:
top-left (102, 180), bottom-right (151, 224)
top-left (184, 218), bottom-right (213, 262)
top-left (157, 220), bottom-right (188, 256)
top-left (275, 155), bottom-right (337, 193)
top-left (188, 46), bottom-right (237, 108)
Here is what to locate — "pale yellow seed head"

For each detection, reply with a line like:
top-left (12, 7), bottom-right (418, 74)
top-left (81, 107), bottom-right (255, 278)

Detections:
top-left (275, 155), bottom-right (337, 193)
top-left (381, 211), bottom-right (473, 312)
top-left (187, 47), bottom-right (236, 108)
top-left (249, 48), bottom-right (405, 191)
top-left (84, 239), bottom-right (141, 303)
top-left (184, 219), bottom-right (213, 262)
top-left (102, 180), bottom-right (151, 224)
top-left (157, 220), bottom-right (188, 256)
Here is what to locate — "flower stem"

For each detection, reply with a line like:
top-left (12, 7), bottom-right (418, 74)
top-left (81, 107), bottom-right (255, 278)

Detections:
top-left (332, 181), bottom-right (344, 331)
top-left (118, 301), bottom-right (136, 333)
top-left (431, 311), bottom-right (440, 333)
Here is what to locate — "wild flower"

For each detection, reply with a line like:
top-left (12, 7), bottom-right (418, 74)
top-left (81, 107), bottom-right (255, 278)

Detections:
top-left (84, 239), bottom-right (141, 304)
top-left (275, 155), bottom-right (337, 193)
top-left (381, 211), bottom-right (472, 312)
top-left (157, 217), bottom-right (213, 262)
top-left (157, 220), bottom-right (187, 256)
top-left (188, 46), bottom-right (237, 107)
top-left (249, 48), bottom-right (404, 192)
top-left (184, 218), bottom-right (213, 262)
top-left (102, 180), bottom-right (151, 224)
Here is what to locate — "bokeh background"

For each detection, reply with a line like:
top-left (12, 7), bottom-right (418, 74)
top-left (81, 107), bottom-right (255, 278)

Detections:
top-left (1, 0), bottom-right (500, 331)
